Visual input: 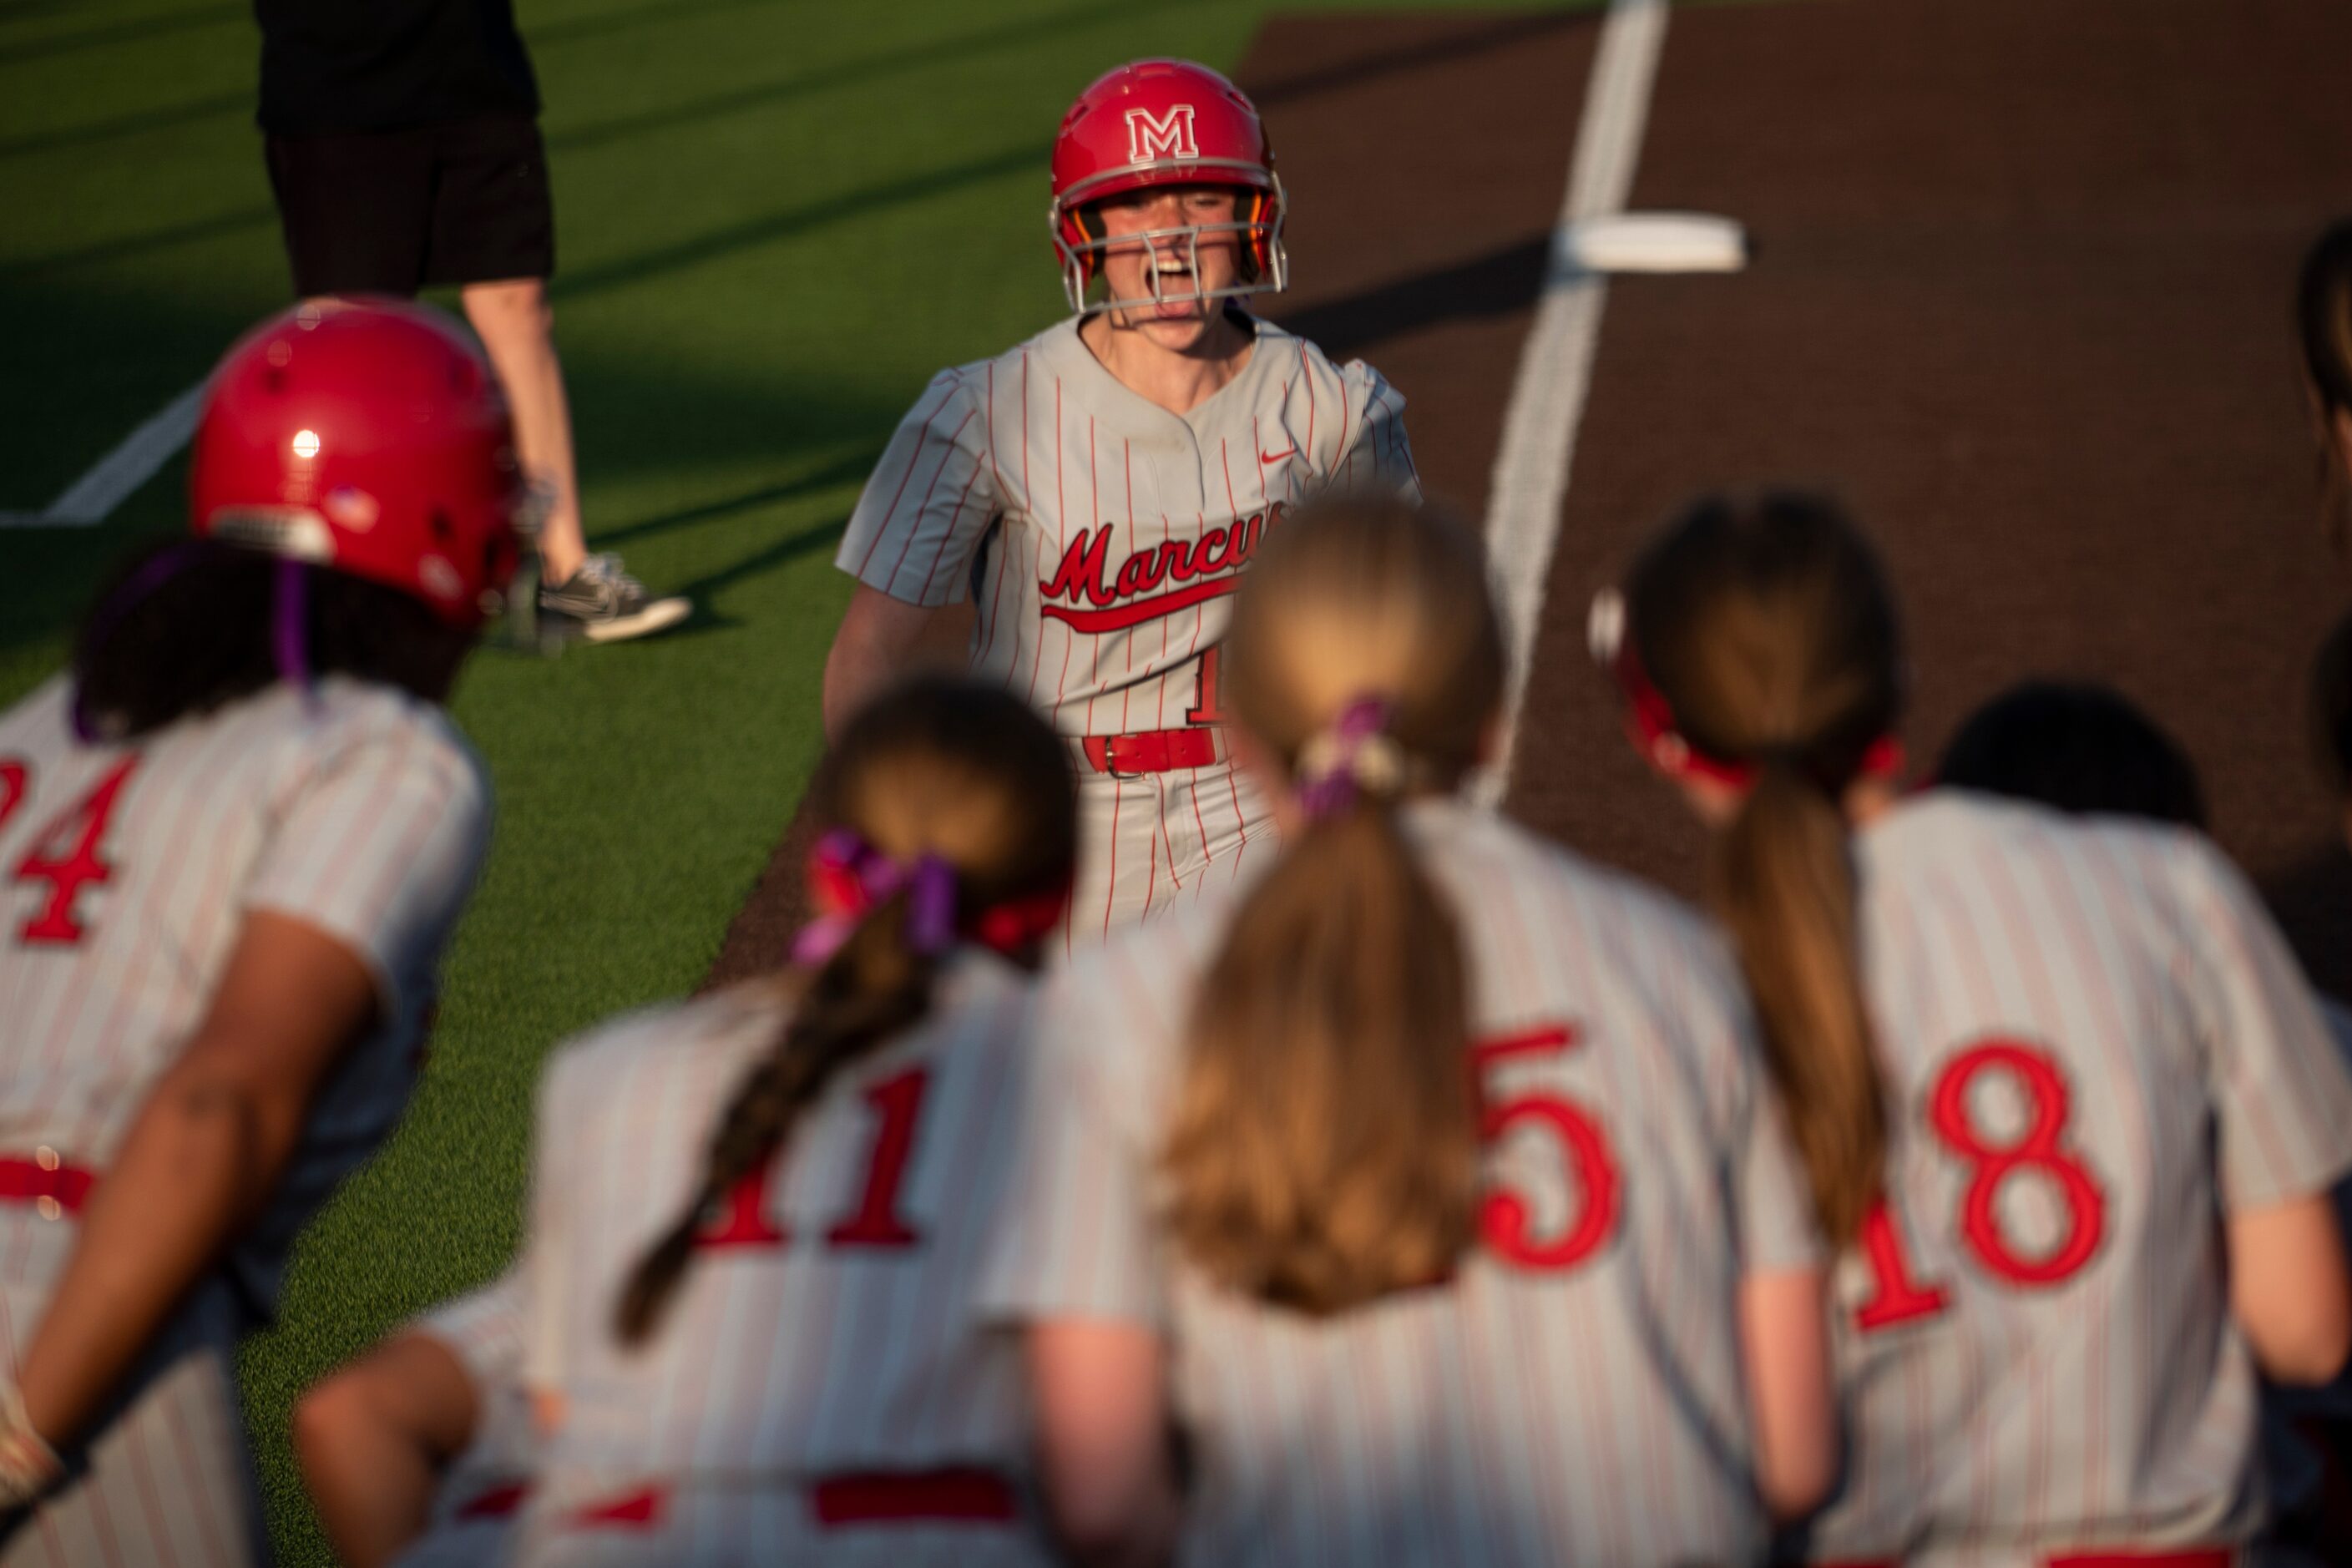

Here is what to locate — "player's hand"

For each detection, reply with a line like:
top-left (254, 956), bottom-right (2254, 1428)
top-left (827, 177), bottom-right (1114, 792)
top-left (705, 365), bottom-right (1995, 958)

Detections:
top-left (0, 1383), bottom-right (63, 1507)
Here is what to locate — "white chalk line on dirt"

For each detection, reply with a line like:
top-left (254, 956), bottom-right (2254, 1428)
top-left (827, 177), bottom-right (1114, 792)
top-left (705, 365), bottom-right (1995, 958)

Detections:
top-left (1473, 0), bottom-right (1668, 809)
top-left (0, 377), bottom-right (206, 529)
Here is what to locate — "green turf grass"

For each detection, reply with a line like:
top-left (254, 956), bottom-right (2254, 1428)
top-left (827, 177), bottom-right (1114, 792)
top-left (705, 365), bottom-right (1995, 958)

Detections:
top-left (0, 0), bottom-right (1589, 1557)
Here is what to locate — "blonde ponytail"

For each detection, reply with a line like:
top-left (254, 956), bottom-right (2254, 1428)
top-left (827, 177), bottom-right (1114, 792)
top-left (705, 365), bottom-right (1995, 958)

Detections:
top-left (1161, 496), bottom-right (1503, 1315)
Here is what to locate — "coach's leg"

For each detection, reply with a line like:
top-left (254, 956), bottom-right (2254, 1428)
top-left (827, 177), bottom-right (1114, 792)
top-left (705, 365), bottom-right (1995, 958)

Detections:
top-left (462, 278), bottom-right (585, 584)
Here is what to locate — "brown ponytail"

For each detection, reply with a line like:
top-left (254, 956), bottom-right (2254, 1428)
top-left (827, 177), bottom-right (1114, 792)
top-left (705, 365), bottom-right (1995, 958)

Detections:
top-left (1623, 492), bottom-right (1902, 1245)
top-left (615, 678), bottom-right (1076, 1344)
top-left (1161, 497), bottom-right (1504, 1315)
top-left (1714, 763), bottom-right (1887, 1243)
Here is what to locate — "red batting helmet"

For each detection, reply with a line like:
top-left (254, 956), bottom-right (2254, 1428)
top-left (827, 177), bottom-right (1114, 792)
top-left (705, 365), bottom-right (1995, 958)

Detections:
top-left (1049, 58), bottom-right (1287, 313)
top-left (189, 299), bottom-right (524, 628)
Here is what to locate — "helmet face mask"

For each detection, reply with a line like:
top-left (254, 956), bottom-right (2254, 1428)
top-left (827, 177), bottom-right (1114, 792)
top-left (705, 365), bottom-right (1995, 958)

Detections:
top-left (1052, 180), bottom-right (1289, 316)
top-left (1049, 60), bottom-right (1287, 317)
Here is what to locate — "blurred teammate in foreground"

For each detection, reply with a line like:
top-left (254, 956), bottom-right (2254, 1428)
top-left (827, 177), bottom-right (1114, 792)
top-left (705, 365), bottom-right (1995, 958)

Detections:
top-left (985, 497), bottom-right (1836, 1565)
top-left (492, 677), bottom-right (1074, 1564)
top-left (1598, 491), bottom-right (2352, 1565)
top-left (0, 300), bottom-right (509, 1563)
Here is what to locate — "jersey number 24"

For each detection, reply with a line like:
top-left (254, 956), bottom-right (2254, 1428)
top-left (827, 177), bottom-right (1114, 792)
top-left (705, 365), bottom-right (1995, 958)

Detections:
top-left (0, 756), bottom-right (140, 948)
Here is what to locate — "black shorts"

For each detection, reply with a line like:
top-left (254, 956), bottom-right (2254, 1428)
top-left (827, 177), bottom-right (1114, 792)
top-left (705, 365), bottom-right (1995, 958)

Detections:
top-left (265, 113), bottom-right (554, 297)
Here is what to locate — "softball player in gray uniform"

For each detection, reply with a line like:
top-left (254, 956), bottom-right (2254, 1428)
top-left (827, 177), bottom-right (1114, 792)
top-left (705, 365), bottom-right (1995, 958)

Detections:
top-left (984, 498), bottom-right (1837, 1566)
top-left (0, 299), bottom-right (513, 1565)
top-left (1596, 491), bottom-right (2352, 1567)
top-left (826, 59), bottom-right (1418, 949)
top-left (508, 680), bottom-right (1075, 1565)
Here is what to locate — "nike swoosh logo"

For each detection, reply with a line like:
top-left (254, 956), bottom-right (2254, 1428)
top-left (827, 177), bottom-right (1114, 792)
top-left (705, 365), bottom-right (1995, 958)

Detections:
top-left (1260, 446), bottom-right (1297, 464)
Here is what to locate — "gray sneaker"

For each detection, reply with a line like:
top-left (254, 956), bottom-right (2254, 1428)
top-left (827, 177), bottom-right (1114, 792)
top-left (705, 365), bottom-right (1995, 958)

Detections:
top-left (539, 553), bottom-right (691, 644)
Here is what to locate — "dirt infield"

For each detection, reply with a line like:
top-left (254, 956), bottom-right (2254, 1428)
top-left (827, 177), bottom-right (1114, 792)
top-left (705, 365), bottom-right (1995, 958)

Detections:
top-left (1506, 0), bottom-right (2352, 994)
top-left (711, 0), bottom-right (2352, 997)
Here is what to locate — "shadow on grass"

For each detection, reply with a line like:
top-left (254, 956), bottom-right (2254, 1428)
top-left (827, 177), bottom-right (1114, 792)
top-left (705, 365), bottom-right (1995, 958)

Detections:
top-left (4, 135), bottom-right (1039, 295)
top-left (550, 142), bottom-right (1039, 301)
top-left (0, 271), bottom-right (902, 666)
top-left (0, 0), bottom-right (240, 63)
top-left (3, 0), bottom-right (1146, 162)
top-left (597, 449), bottom-right (881, 548)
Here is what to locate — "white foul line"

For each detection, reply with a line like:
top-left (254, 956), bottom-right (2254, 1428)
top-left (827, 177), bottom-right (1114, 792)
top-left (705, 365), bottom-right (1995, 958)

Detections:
top-left (1474, 0), bottom-right (1669, 808)
top-left (0, 377), bottom-right (207, 529)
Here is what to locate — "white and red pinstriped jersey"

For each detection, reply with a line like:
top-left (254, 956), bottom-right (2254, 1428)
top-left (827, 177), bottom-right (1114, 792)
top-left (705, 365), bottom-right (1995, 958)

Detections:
top-left (509, 960), bottom-right (1055, 1566)
top-left (1800, 792), bottom-right (2352, 1565)
top-left (835, 312), bottom-right (1418, 944)
top-left (0, 672), bottom-right (490, 1567)
top-left (836, 311), bottom-right (1416, 738)
top-left (393, 1273), bottom-right (537, 1568)
top-left (983, 798), bottom-right (1822, 1568)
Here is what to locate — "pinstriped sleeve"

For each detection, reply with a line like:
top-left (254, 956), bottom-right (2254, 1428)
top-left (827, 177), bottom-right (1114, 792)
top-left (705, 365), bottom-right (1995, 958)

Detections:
top-left (978, 959), bottom-right (1169, 1328)
top-left (243, 713), bottom-right (490, 1025)
top-left (519, 1044), bottom-right (585, 1393)
top-left (1736, 1068), bottom-right (1824, 1275)
top-left (1334, 362), bottom-right (1422, 505)
top-left (414, 1268), bottom-right (526, 1393)
top-left (2177, 838), bottom-right (2352, 1211)
top-left (834, 369), bottom-right (1002, 607)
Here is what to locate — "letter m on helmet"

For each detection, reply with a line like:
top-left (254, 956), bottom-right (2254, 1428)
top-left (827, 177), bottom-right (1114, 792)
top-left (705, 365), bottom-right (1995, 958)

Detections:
top-left (1125, 104), bottom-right (1198, 164)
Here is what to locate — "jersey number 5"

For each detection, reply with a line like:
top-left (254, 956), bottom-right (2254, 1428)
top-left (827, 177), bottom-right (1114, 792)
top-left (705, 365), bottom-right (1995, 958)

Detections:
top-left (1853, 1038), bottom-right (2107, 1332)
top-left (697, 1067), bottom-right (931, 1254)
top-left (1473, 1024), bottom-right (1621, 1272)
top-left (0, 756), bottom-right (140, 947)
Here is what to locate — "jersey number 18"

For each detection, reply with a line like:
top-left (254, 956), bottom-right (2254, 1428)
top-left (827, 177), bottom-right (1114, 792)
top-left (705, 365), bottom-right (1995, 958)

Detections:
top-left (1853, 1038), bottom-right (2107, 1332)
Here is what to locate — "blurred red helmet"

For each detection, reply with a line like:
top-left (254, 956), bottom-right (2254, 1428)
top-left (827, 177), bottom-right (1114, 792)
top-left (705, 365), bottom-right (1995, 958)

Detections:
top-left (189, 298), bottom-right (524, 628)
top-left (1049, 58), bottom-right (1287, 312)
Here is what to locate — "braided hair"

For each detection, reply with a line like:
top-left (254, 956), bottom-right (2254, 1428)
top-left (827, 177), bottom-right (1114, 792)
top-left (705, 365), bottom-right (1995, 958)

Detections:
top-left (614, 677), bottom-right (1076, 1344)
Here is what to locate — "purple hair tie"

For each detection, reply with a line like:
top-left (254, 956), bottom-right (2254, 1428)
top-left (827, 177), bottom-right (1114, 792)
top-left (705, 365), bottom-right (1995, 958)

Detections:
top-left (274, 558), bottom-right (316, 703)
top-left (903, 856), bottom-right (959, 956)
top-left (790, 831), bottom-right (962, 965)
top-left (1293, 695), bottom-right (1404, 820)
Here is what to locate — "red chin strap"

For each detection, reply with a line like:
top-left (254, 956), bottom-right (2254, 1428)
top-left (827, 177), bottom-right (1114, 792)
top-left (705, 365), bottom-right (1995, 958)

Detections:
top-left (1591, 589), bottom-right (1903, 792)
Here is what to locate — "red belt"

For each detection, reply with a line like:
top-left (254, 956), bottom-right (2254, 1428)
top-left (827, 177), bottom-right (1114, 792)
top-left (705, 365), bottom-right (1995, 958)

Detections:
top-left (0, 1156), bottom-right (95, 1216)
top-left (812, 1467), bottom-right (1018, 1525)
top-left (1817, 1553), bottom-right (2233, 1568)
top-left (454, 1480), bottom-right (531, 1520)
top-left (569, 1468), bottom-right (1018, 1531)
top-left (1080, 727), bottom-right (1218, 775)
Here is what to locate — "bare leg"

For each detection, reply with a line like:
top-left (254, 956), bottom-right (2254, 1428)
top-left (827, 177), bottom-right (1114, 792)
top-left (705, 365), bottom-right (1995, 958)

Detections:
top-left (462, 278), bottom-right (586, 584)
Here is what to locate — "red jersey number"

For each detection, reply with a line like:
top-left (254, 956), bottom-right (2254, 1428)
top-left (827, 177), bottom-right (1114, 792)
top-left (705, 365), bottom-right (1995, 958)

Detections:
top-left (697, 1065), bottom-right (932, 1255)
top-left (1472, 1024), bottom-right (1622, 1273)
top-left (1852, 1037), bottom-right (2107, 1332)
top-left (3, 756), bottom-right (140, 947)
top-left (1184, 645), bottom-right (1231, 727)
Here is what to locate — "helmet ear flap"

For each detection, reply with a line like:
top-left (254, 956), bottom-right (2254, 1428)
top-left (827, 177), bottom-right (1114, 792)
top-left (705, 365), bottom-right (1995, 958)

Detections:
top-left (1074, 203), bottom-right (1108, 289)
top-left (1237, 189), bottom-right (1268, 284)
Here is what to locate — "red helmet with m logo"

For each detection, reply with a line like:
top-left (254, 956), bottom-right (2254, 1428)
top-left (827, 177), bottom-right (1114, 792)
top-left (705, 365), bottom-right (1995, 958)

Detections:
top-left (1049, 58), bottom-right (1287, 312)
